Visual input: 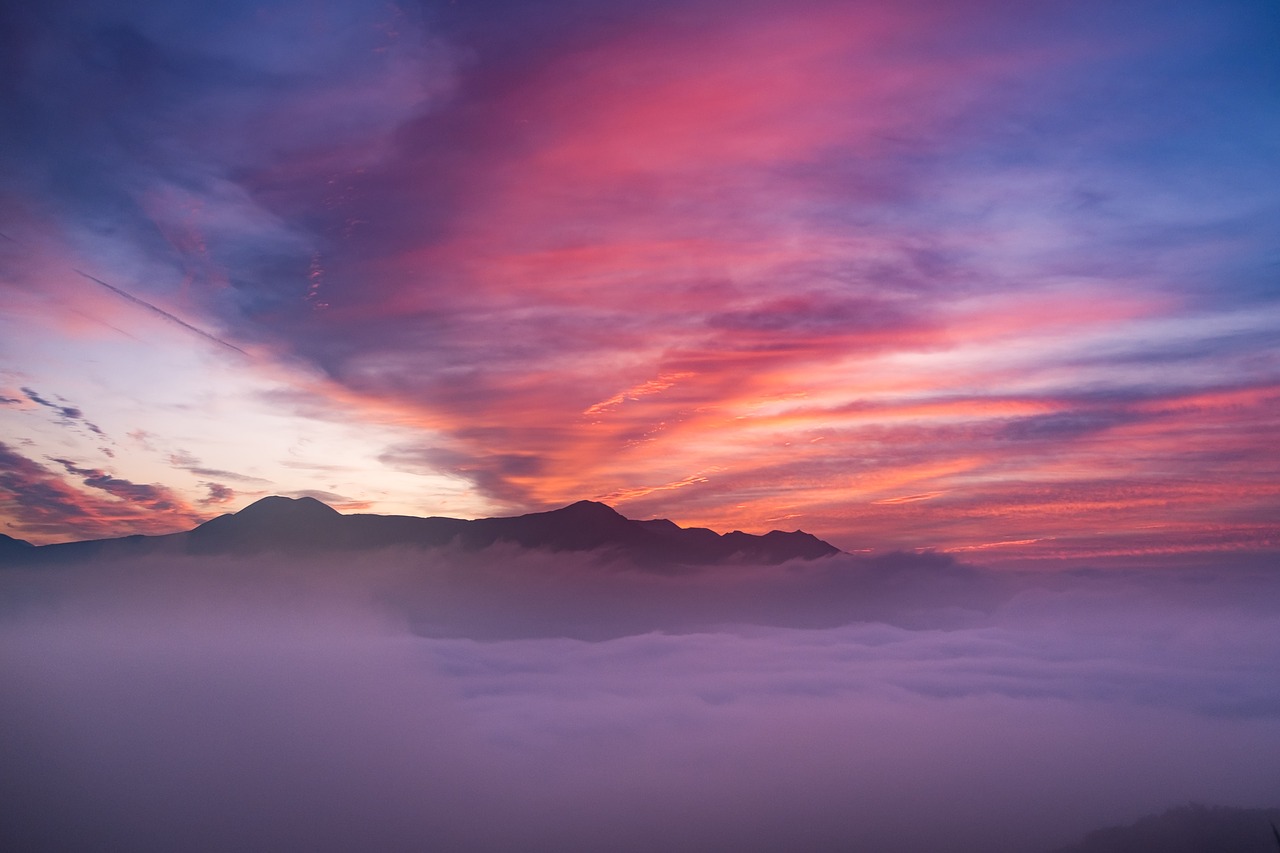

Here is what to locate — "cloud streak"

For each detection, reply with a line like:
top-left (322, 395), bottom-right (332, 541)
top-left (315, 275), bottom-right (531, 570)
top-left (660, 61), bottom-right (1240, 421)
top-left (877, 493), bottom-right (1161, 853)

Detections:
top-left (50, 457), bottom-right (192, 515)
top-left (20, 387), bottom-right (107, 438)
top-left (74, 270), bottom-right (247, 356)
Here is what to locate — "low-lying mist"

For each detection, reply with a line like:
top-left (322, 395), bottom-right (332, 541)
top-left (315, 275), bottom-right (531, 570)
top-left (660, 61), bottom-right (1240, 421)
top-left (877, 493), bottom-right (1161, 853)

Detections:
top-left (3, 548), bottom-right (1279, 852)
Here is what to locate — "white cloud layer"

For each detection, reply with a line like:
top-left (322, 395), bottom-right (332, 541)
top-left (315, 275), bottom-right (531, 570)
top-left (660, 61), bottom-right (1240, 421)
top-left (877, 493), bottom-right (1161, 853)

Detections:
top-left (2, 550), bottom-right (1279, 852)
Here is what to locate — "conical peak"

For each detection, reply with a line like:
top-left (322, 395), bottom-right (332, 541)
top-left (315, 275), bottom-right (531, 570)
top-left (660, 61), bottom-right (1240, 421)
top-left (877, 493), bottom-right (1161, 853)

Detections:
top-left (234, 495), bottom-right (342, 520)
top-left (553, 500), bottom-right (626, 520)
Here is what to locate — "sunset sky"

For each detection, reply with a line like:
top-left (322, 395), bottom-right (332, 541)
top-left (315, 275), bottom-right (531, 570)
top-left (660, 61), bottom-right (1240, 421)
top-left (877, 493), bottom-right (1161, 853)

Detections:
top-left (1, 0), bottom-right (1277, 558)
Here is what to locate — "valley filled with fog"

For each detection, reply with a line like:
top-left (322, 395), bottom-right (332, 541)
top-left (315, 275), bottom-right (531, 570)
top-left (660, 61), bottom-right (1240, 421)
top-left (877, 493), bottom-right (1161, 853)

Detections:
top-left (3, 549), bottom-right (1280, 852)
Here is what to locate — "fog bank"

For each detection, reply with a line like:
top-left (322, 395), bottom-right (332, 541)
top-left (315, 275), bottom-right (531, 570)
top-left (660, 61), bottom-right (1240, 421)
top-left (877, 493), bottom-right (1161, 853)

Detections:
top-left (2, 549), bottom-right (1279, 852)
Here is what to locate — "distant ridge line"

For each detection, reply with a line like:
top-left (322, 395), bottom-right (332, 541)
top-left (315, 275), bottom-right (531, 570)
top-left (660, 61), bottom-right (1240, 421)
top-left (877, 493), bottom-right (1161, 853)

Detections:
top-left (2, 496), bottom-right (843, 567)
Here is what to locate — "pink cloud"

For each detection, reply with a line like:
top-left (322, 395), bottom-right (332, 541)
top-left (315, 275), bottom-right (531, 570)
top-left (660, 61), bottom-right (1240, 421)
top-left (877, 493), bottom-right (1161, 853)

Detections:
top-left (0, 442), bottom-right (206, 544)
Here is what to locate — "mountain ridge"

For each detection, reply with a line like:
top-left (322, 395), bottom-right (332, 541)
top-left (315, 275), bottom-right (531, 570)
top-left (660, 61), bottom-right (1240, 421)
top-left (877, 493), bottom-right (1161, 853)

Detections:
top-left (2, 496), bottom-right (842, 566)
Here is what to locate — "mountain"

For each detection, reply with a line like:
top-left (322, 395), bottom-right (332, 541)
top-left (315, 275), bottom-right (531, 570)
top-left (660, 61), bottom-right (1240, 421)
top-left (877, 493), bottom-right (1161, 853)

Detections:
top-left (2, 496), bottom-right (842, 566)
top-left (0, 532), bottom-right (33, 559)
top-left (1051, 803), bottom-right (1280, 853)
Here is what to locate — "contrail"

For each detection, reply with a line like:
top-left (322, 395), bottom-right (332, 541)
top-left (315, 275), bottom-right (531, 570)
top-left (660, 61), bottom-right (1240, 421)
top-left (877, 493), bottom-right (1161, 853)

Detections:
top-left (74, 270), bottom-right (248, 356)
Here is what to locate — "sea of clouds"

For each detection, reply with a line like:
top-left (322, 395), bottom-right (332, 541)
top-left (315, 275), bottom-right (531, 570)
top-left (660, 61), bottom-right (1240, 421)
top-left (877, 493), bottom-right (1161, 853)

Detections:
top-left (3, 548), bottom-right (1279, 852)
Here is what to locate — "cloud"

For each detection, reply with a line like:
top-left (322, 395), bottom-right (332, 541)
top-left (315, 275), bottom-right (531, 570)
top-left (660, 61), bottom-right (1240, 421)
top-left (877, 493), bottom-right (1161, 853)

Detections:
top-left (584, 372), bottom-right (694, 416)
top-left (0, 442), bottom-right (202, 542)
top-left (20, 387), bottom-right (107, 437)
top-left (0, 442), bottom-right (102, 537)
top-left (1, 550), bottom-right (1279, 852)
top-left (2, 0), bottom-right (1278, 555)
top-left (19, 388), bottom-right (60, 411)
top-left (74, 270), bottom-right (247, 356)
top-left (50, 458), bottom-right (191, 514)
top-left (199, 482), bottom-right (235, 505)
top-left (383, 548), bottom-right (1000, 641)
top-left (238, 0), bottom-right (1280, 543)
top-left (280, 489), bottom-right (371, 511)
top-left (168, 451), bottom-right (270, 484)
top-left (997, 410), bottom-right (1141, 442)
top-left (380, 445), bottom-right (548, 508)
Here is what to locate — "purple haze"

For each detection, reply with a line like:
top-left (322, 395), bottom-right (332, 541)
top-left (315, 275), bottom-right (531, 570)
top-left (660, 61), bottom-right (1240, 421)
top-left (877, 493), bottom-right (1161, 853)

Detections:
top-left (2, 550), bottom-right (1279, 852)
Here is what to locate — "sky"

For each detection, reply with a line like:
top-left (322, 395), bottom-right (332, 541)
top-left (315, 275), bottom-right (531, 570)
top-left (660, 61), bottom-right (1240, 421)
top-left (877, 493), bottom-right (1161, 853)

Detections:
top-left (1, 0), bottom-right (1278, 556)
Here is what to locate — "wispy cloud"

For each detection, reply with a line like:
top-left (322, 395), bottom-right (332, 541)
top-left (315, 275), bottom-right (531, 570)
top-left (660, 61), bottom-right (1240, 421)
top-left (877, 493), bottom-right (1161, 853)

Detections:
top-left (21, 387), bottom-right (106, 437)
top-left (74, 271), bottom-right (247, 356)
top-left (50, 457), bottom-right (193, 516)
top-left (168, 451), bottom-right (270, 484)
top-left (199, 482), bottom-right (235, 505)
top-left (0, 0), bottom-right (1276, 552)
top-left (0, 442), bottom-right (202, 541)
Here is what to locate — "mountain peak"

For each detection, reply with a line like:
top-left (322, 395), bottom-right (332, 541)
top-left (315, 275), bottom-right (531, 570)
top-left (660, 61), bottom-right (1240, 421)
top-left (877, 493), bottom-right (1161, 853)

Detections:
top-left (554, 500), bottom-right (626, 519)
top-left (186, 495), bottom-right (345, 551)
top-left (233, 495), bottom-right (342, 520)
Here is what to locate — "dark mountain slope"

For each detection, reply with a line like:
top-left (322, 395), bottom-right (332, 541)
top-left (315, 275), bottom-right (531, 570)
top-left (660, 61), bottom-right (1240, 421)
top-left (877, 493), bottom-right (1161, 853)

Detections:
top-left (0, 533), bottom-right (33, 559)
top-left (4, 496), bottom-right (841, 566)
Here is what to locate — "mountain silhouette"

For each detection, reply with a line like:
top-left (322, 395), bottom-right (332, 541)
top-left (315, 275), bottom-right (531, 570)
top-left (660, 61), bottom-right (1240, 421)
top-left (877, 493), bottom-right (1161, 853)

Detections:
top-left (0, 532), bottom-right (33, 559)
top-left (2, 496), bottom-right (841, 566)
